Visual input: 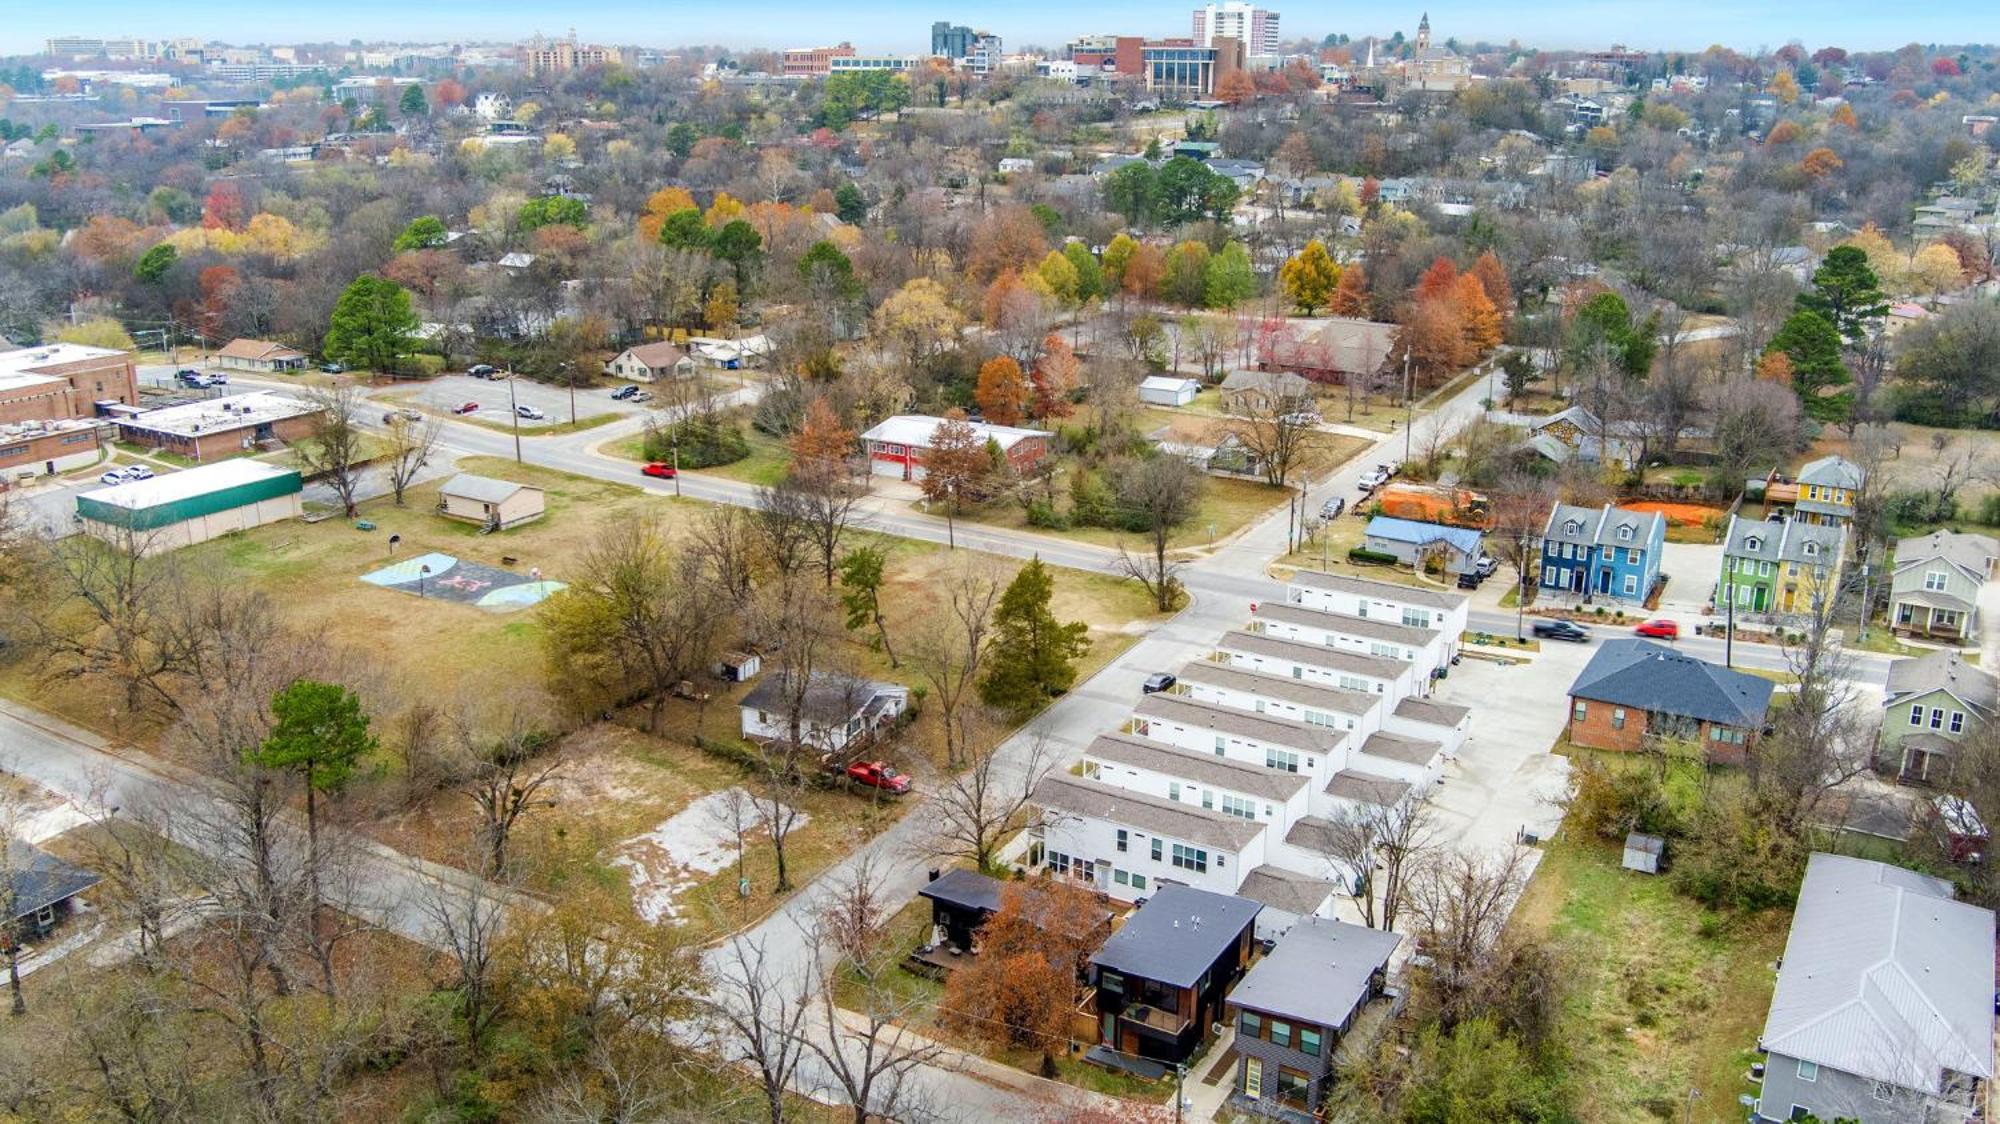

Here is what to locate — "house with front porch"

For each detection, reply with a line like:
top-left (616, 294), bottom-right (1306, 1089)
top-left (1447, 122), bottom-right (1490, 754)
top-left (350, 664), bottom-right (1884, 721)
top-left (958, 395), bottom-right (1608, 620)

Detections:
top-left (1538, 502), bottom-right (1665, 606)
top-left (1719, 515), bottom-right (1845, 619)
top-left (1762, 454), bottom-right (1862, 528)
top-left (1226, 917), bottom-right (1401, 1120)
top-left (738, 673), bottom-right (909, 755)
top-left (1088, 886), bottom-right (1261, 1066)
top-left (1889, 530), bottom-right (1996, 644)
top-left (1880, 649), bottom-right (1998, 785)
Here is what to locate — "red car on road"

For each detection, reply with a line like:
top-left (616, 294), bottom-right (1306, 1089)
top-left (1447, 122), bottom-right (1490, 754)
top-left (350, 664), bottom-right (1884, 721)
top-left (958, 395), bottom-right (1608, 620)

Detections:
top-left (1634, 618), bottom-right (1679, 639)
top-left (452, 401), bottom-right (480, 415)
top-left (641, 462), bottom-right (678, 479)
top-left (843, 761), bottom-right (910, 794)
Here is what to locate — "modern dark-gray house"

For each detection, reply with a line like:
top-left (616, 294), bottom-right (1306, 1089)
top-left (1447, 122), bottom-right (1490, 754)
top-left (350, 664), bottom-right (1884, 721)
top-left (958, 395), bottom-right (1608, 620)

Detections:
top-left (1225, 917), bottom-right (1400, 1119)
top-left (1089, 885), bottom-right (1260, 1066)
top-left (5, 840), bottom-right (101, 941)
top-left (1756, 853), bottom-right (1994, 1124)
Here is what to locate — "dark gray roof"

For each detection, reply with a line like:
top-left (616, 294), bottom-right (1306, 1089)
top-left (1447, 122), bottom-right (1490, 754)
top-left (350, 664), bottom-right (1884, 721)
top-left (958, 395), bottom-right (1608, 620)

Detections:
top-left (1886, 650), bottom-right (1999, 717)
top-left (1250, 602), bottom-right (1436, 647)
top-left (1797, 454), bottom-right (1863, 490)
top-left (1235, 866), bottom-right (1340, 917)
top-left (1394, 696), bottom-right (1470, 728)
top-left (1286, 570), bottom-right (1468, 611)
top-left (1567, 639), bottom-right (1774, 727)
top-left (1033, 774), bottom-right (1264, 852)
top-left (1226, 916), bottom-right (1401, 1029)
top-left (738, 672), bottom-right (904, 726)
top-left (1216, 630), bottom-right (1411, 681)
top-left (918, 867), bottom-right (1005, 915)
top-left (1089, 885), bottom-right (1261, 989)
top-left (5, 840), bottom-right (101, 923)
top-left (1283, 815), bottom-right (1341, 852)
top-left (1724, 515), bottom-right (1844, 566)
top-left (1324, 771), bottom-right (1412, 806)
top-left (1541, 502), bottom-right (1604, 547)
top-left (1761, 854), bottom-right (1994, 1092)
top-left (1085, 732), bottom-right (1308, 801)
top-left (1172, 661), bottom-right (1377, 715)
top-left (1133, 693), bottom-right (1345, 757)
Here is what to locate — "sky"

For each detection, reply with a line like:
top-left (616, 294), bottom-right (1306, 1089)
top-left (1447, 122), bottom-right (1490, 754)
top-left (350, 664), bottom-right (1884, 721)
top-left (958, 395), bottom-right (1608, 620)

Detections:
top-left (6, 1), bottom-right (1991, 59)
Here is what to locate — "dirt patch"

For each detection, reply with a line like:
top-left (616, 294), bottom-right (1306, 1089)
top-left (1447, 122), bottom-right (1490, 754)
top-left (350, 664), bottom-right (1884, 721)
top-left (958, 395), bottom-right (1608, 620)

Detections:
top-left (610, 787), bottom-right (808, 923)
top-left (1624, 501), bottom-right (1725, 527)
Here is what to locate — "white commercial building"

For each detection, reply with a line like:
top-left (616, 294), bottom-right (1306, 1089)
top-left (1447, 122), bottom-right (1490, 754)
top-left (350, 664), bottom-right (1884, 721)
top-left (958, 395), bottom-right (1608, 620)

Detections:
top-left (1192, 2), bottom-right (1281, 54)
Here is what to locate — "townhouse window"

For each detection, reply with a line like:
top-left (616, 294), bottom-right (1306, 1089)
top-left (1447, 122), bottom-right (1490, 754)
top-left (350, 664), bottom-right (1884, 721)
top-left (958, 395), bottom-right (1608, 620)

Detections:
top-left (1220, 793), bottom-right (1257, 820)
top-left (1116, 829), bottom-right (1128, 853)
top-left (1623, 575), bottom-right (1637, 596)
top-left (1932, 708), bottom-right (1946, 730)
top-left (1169, 782), bottom-right (1182, 802)
top-left (1911, 704), bottom-right (1926, 726)
top-left (1266, 748), bottom-right (1300, 773)
top-left (1952, 711), bottom-right (1966, 734)
top-left (1131, 873), bottom-right (1147, 890)
top-left (1612, 708), bottom-right (1626, 731)
top-left (1298, 1027), bottom-right (1322, 1057)
top-left (1339, 675), bottom-right (1370, 692)
top-left (1269, 1019), bottom-right (1292, 1049)
top-left (1099, 970), bottom-right (1124, 995)
top-left (1215, 735), bottom-right (1227, 754)
top-left (1898, 604), bottom-right (1914, 624)
top-left (1925, 570), bottom-right (1949, 592)
top-left (1760, 561), bottom-right (1772, 576)
top-left (1277, 1067), bottom-right (1312, 1106)
top-left (1201, 789), bottom-right (1214, 810)
top-left (1114, 869), bottom-right (1130, 886)
top-left (1796, 1060), bottom-right (1818, 1083)
top-left (1628, 547), bottom-right (1641, 564)
top-left (1254, 699), bottom-right (1267, 713)
top-left (1239, 1011), bottom-right (1263, 1039)
top-left (1402, 609), bottom-right (1431, 628)
top-left (1291, 666), bottom-right (1304, 680)
top-left (1169, 843), bottom-right (1208, 873)
top-left (1151, 839), bottom-right (1163, 861)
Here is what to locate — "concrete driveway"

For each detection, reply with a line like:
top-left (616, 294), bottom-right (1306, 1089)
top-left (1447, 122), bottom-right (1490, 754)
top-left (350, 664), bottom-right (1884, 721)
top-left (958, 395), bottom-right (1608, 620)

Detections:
top-left (1427, 642), bottom-right (1593, 856)
top-left (1657, 540), bottom-right (1722, 615)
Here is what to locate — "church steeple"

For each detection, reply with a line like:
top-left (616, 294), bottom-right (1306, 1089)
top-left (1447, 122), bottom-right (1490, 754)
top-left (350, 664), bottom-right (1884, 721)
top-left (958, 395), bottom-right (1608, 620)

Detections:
top-left (1416, 12), bottom-right (1431, 52)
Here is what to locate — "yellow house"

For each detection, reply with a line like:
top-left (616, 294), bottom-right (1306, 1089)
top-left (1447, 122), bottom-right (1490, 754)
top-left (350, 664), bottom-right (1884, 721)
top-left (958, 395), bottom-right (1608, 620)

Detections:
top-left (1766, 454), bottom-right (1860, 527)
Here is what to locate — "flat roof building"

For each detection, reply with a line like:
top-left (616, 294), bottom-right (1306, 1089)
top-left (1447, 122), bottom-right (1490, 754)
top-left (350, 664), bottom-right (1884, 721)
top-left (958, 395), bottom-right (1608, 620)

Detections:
top-left (77, 459), bottom-right (303, 554)
top-left (113, 391), bottom-right (322, 462)
top-left (0, 343), bottom-right (139, 424)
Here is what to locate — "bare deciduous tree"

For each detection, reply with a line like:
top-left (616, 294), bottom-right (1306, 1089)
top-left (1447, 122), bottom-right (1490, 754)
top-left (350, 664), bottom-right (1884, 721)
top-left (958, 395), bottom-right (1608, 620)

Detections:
top-left (382, 415), bottom-right (443, 507)
top-left (705, 937), bottom-right (814, 1124)
top-left (295, 383), bottom-right (370, 517)
top-left (923, 728), bottom-right (1058, 873)
top-left (1295, 794), bottom-right (1438, 930)
top-left (908, 557), bottom-right (1004, 768)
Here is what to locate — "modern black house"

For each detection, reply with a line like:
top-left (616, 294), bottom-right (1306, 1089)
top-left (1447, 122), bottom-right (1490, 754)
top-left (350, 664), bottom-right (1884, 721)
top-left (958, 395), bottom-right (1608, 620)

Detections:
top-left (5, 840), bottom-right (101, 942)
top-left (917, 867), bottom-right (1006, 951)
top-left (1088, 885), bottom-right (1261, 1065)
top-left (1225, 916), bottom-right (1401, 1118)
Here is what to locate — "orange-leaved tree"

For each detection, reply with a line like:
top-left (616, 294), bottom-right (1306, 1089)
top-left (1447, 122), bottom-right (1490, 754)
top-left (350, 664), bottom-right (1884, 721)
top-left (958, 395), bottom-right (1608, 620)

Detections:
top-left (942, 879), bottom-right (1107, 1075)
top-left (1414, 256), bottom-right (1461, 304)
top-left (1454, 272), bottom-right (1504, 354)
top-left (789, 397), bottom-right (857, 472)
top-left (1329, 263), bottom-right (1371, 318)
top-left (976, 356), bottom-right (1031, 426)
top-left (1031, 334), bottom-right (1079, 420)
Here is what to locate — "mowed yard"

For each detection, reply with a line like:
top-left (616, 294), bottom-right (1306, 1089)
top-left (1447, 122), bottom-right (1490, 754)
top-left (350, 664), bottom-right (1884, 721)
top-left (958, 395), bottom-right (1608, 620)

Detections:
top-left (1508, 834), bottom-right (1789, 1124)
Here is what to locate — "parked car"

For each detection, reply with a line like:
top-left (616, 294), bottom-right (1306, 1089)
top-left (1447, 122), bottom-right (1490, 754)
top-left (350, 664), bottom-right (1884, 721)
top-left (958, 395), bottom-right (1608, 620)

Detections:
top-left (1279, 410), bottom-right (1321, 428)
top-left (1141, 672), bottom-right (1177, 694)
top-left (177, 371), bottom-right (212, 388)
top-left (515, 404), bottom-right (546, 420)
top-left (208, 372), bottom-right (228, 384)
top-left (98, 465), bottom-right (154, 485)
top-left (1532, 619), bottom-right (1591, 643)
top-left (318, 362), bottom-right (344, 374)
top-left (1473, 554), bottom-right (1499, 578)
top-left (1456, 572), bottom-right (1484, 590)
top-left (452, 402), bottom-right (480, 415)
top-left (175, 368), bottom-right (204, 381)
top-left (125, 465), bottom-right (154, 481)
top-left (842, 761), bottom-right (911, 795)
top-left (640, 462), bottom-right (678, 479)
top-left (1357, 468), bottom-right (1390, 490)
top-left (630, 390), bottom-right (653, 403)
top-left (610, 385), bottom-right (641, 400)
top-left (467, 364), bottom-right (497, 379)
top-left (382, 409), bottom-right (423, 425)
top-left (1319, 497), bottom-right (1346, 520)
top-left (1634, 618), bottom-right (1680, 639)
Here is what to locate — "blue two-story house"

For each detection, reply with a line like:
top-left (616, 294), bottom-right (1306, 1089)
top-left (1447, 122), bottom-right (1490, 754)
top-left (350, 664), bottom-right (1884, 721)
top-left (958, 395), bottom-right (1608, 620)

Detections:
top-left (1539, 503), bottom-right (1666, 606)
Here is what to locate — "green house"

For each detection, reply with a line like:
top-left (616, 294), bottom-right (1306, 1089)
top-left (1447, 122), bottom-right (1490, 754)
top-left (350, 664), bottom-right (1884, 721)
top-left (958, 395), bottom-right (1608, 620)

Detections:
top-left (1880, 649), bottom-right (1998, 784)
top-left (1719, 515), bottom-right (1844, 618)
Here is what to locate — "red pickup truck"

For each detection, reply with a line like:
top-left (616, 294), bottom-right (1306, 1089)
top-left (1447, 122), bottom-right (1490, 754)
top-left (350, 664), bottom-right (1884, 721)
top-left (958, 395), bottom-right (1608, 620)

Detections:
top-left (839, 760), bottom-right (911, 795)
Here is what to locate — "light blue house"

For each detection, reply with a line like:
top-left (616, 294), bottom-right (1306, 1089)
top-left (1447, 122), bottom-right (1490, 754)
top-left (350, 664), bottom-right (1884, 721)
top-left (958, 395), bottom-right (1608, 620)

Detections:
top-left (1362, 516), bottom-right (1485, 575)
top-left (1538, 503), bottom-right (1665, 606)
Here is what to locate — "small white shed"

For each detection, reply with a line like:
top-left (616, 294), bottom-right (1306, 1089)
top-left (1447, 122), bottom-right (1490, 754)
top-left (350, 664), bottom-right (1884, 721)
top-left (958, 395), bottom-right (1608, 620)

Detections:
top-left (1138, 376), bottom-right (1201, 408)
top-left (1622, 832), bottom-right (1665, 875)
top-left (437, 473), bottom-right (546, 531)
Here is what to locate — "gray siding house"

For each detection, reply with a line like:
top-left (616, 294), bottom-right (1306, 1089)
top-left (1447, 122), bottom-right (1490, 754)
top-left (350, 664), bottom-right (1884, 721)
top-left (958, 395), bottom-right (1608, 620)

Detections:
top-left (1878, 649), bottom-right (1998, 784)
top-left (1890, 530), bottom-right (1996, 644)
top-left (1756, 854), bottom-right (1994, 1124)
top-left (1226, 916), bottom-right (1400, 1118)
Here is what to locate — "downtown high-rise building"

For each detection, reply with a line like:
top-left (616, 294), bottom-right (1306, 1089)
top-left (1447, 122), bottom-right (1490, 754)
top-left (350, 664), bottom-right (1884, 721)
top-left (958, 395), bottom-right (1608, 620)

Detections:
top-left (1191, 3), bottom-right (1280, 56)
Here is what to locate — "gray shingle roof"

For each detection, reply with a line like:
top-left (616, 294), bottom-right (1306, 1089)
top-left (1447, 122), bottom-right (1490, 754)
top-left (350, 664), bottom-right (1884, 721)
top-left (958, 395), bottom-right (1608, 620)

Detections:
top-left (1089, 885), bottom-right (1261, 990)
top-left (1394, 696), bottom-right (1470, 728)
top-left (1724, 515), bottom-right (1844, 566)
top-left (1358, 731), bottom-right (1442, 767)
top-left (1885, 650), bottom-right (1999, 717)
top-left (1250, 602), bottom-right (1436, 647)
top-left (739, 672), bottom-right (905, 727)
top-left (1172, 662), bottom-right (1377, 716)
top-left (1895, 530), bottom-right (1997, 581)
top-left (1287, 570), bottom-right (1468, 611)
top-left (1797, 454), bottom-right (1863, 490)
top-left (1226, 916), bottom-right (1400, 1030)
top-left (1541, 502), bottom-right (1605, 547)
top-left (1134, 693), bottom-right (1346, 757)
top-left (1235, 866), bottom-right (1340, 918)
top-left (1084, 732), bottom-right (1308, 802)
top-left (1215, 630), bottom-right (1411, 681)
top-left (1760, 853), bottom-right (1995, 1093)
top-left (1324, 771), bottom-right (1412, 806)
top-left (1567, 639), bottom-right (1774, 728)
top-left (5, 841), bottom-right (101, 923)
top-left (1033, 774), bottom-right (1264, 852)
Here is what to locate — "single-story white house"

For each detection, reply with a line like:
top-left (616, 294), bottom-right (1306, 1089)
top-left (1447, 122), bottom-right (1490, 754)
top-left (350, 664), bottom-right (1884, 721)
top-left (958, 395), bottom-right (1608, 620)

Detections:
top-left (607, 341), bottom-right (694, 382)
top-left (437, 473), bottom-right (546, 530)
top-left (686, 334), bottom-right (773, 369)
top-left (1139, 375), bottom-right (1201, 407)
top-left (739, 672), bottom-right (909, 755)
top-left (215, 338), bottom-right (307, 373)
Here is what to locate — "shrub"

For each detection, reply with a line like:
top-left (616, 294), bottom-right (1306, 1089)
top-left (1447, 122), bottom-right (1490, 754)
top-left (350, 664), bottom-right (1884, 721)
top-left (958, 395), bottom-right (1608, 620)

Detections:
top-left (1068, 467), bottom-right (1117, 528)
top-left (1025, 498), bottom-right (1071, 529)
top-left (1979, 493), bottom-right (2000, 527)
top-left (1348, 547), bottom-right (1399, 565)
top-left (1885, 489), bottom-right (1958, 530)
top-left (1564, 759), bottom-right (1680, 841)
top-left (397, 353), bottom-right (446, 378)
top-left (642, 415), bottom-right (749, 468)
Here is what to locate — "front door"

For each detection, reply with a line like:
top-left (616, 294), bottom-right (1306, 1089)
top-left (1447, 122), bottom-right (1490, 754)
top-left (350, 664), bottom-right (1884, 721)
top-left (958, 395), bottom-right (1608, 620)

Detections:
top-left (1597, 568), bottom-right (1612, 594)
top-left (1571, 568), bottom-right (1585, 593)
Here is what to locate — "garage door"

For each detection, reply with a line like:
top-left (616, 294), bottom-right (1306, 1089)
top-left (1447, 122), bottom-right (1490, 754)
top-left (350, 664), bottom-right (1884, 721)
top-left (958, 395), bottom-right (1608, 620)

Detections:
top-left (870, 456), bottom-right (906, 479)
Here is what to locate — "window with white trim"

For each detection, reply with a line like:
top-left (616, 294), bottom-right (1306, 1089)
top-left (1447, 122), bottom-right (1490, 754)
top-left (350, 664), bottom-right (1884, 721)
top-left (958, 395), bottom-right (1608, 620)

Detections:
top-left (1925, 570), bottom-right (1949, 591)
top-left (1170, 843), bottom-right (1208, 873)
top-left (1266, 748), bottom-right (1300, 773)
top-left (1796, 1060), bottom-right (1818, 1083)
top-left (1911, 703), bottom-right (1926, 726)
top-left (1951, 711), bottom-right (1966, 734)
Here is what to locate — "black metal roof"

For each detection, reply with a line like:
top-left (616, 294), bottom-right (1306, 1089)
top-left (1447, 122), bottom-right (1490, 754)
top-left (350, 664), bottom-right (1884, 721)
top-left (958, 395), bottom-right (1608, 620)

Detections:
top-left (6, 840), bottom-right (101, 922)
top-left (1089, 885), bottom-right (1260, 989)
top-left (917, 867), bottom-right (1005, 915)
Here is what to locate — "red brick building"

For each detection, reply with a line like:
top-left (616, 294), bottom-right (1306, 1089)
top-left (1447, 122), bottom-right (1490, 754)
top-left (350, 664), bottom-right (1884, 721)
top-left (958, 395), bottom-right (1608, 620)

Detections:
top-left (0, 419), bottom-right (106, 476)
top-left (858, 414), bottom-right (1050, 483)
top-left (112, 391), bottom-right (323, 462)
top-left (1565, 639), bottom-right (1774, 765)
top-left (782, 43), bottom-right (856, 77)
top-left (0, 344), bottom-right (140, 424)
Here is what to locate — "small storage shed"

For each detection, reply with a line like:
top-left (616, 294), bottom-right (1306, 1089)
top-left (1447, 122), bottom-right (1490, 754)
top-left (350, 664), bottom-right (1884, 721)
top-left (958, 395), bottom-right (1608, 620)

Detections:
top-left (716, 651), bottom-right (763, 683)
top-left (1622, 832), bottom-right (1665, 874)
top-left (1138, 376), bottom-right (1201, 407)
top-left (437, 473), bottom-right (545, 531)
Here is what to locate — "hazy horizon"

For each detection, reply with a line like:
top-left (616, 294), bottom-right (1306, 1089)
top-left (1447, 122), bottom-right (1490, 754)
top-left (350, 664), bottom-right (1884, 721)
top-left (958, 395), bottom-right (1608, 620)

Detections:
top-left (8, 1), bottom-right (1996, 60)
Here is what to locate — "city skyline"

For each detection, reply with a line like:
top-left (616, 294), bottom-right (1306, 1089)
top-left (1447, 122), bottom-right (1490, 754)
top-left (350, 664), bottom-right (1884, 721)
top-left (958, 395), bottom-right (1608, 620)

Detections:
top-left (10, 0), bottom-right (1996, 59)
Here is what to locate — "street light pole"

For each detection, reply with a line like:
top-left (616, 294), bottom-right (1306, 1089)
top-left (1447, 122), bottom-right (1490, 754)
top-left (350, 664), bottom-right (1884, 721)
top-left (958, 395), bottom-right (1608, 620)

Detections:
top-left (1402, 351), bottom-right (1414, 467)
top-left (672, 432), bottom-right (682, 497)
top-left (507, 369), bottom-right (523, 464)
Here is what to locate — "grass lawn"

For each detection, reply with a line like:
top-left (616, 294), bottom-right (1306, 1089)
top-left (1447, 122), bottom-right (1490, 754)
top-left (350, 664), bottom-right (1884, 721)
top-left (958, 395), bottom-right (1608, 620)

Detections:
top-left (953, 472), bottom-right (1292, 552)
top-left (1509, 833), bottom-right (1789, 1124)
top-left (1842, 627), bottom-right (1924, 658)
top-left (112, 440), bottom-right (198, 468)
top-left (453, 412), bottom-right (625, 438)
top-left (603, 423), bottom-right (792, 488)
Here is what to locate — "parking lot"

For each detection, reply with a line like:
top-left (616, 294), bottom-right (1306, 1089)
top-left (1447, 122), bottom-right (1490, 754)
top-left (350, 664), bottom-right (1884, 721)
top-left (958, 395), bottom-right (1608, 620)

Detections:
top-left (397, 374), bottom-right (655, 429)
top-left (1426, 643), bottom-right (1592, 857)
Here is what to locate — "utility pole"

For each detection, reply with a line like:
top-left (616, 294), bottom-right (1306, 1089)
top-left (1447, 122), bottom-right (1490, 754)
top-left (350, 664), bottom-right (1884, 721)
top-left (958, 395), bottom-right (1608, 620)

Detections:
top-left (507, 368), bottom-right (523, 463)
top-left (1402, 350), bottom-right (1414, 467)
top-left (1724, 572), bottom-right (1735, 668)
top-left (1856, 561), bottom-right (1870, 643)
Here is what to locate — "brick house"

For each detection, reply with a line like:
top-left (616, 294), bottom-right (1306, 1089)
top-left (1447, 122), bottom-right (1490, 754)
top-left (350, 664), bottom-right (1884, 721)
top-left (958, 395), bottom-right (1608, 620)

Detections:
top-left (1565, 639), bottom-right (1774, 763)
top-left (112, 391), bottom-right (323, 462)
top-left (0, 343), bottom-right (140, 424)
top-left (858, 414), bottom-right (1049, 483)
